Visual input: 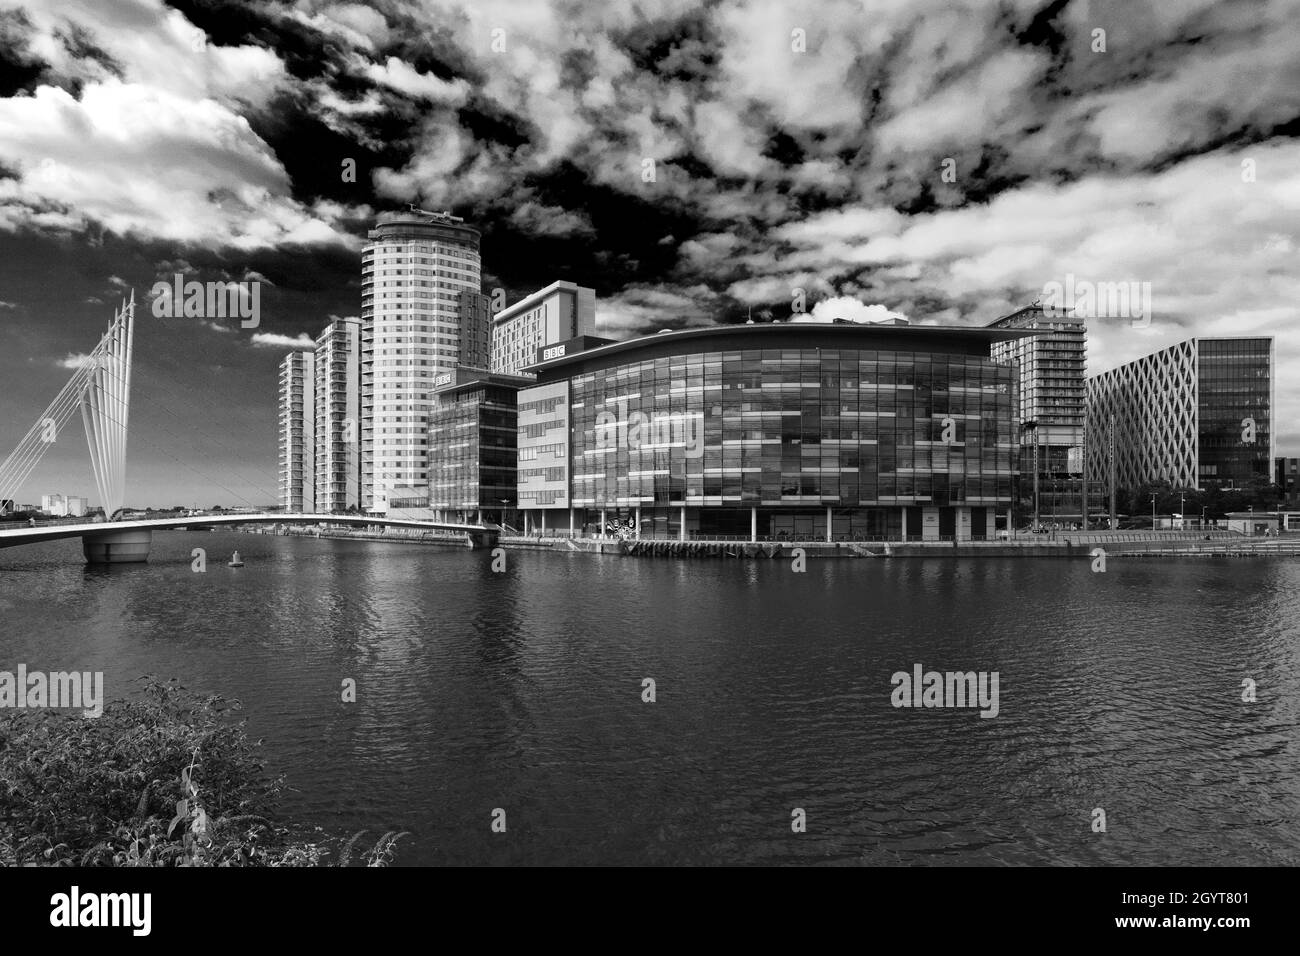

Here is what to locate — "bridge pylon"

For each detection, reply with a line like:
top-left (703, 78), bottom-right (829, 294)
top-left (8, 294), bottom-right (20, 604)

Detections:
top-left (0, 293), bottom-right (136, 538)
top-left (81, 290), bottom-right (135, 523)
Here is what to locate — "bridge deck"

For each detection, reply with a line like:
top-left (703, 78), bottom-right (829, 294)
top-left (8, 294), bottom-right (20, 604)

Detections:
top-left (0, 513), bottom-right (497, 549)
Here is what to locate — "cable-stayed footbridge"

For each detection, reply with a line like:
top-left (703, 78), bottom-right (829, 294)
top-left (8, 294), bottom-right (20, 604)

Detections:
top-left (0, 294), bottom-right (497, 562)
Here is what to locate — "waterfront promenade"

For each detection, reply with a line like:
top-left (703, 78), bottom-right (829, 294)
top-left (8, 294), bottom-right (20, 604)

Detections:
top-left (242, 522), bottom-right (1296, 559)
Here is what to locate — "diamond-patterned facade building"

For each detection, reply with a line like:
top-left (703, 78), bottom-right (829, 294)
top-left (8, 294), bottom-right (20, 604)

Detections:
top-left (1086, 337), bottom-right (1273, 491)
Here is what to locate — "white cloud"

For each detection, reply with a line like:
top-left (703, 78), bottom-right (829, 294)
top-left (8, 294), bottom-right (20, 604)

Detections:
top-left (358, 56), bottom-right (470, 104)
top-left (251, 332), bottom-right (314, 349)
top-left (18, 0), bottom-right (287, 109)
top-left (287, 2), bottom-right (392, 50)
top-left (876, 49), bottom-right (1044, 152)
top-left (713, 0), bottom-right (878, 131)
top-left (508, 201), bottom-right (594, 237)
top-left (0, 81), bottom-right (354, 249)
top-left (772, 208), bottom-right (904, 245)
top-left (796, 297), bottom-right (908, 324)
top-left (596, 283), bottom-right (720, 336)
top-left (374, 124), bottom-right (513, 207)
top-left (691, 100), bottom-right (774, 178)
top-left (726, 272), bottom-right (828, 304)
top-left (678, 231), bottom-right (742, 270)
top-left (0, 0), bottom-right (363, 250)
top-left (1043, 33), bottom-right (1300, 167)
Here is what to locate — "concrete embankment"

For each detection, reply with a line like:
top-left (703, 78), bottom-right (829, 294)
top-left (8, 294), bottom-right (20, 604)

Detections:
top-left (1101, 541), bottom-right (1300, 558)
top-left (499, 532), bottom-right (1289, 559)
top-left (499, 536), bottom-right (1075, 559)
top-left (501, 536), bottom-right (855, 558)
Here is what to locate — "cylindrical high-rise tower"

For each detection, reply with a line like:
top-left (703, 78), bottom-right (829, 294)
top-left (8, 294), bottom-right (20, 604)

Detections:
top-left (361, 208), bottom-right (482, 513)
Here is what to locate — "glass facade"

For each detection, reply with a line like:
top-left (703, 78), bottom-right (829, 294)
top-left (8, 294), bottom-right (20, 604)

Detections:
top-left (427, 382), bottom-right (519, 516)
top-left (1197, 338), bottom-right (1273, 486)
top-left (520, 325), bottom-right (1024, 540)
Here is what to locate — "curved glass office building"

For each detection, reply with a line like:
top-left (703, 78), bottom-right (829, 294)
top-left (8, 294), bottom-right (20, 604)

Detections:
top-left (517, 322), bottom-right (1029, 541)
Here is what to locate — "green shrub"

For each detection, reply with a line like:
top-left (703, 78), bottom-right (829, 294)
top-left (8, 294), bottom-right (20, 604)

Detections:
top-left (0, 677), bottom-right (329, 866)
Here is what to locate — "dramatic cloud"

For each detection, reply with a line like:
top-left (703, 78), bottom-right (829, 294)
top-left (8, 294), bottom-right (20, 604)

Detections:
top-left (0, 0), bottom-right (360, 249)
top-left (1, 0), bottom-right (1298, 504)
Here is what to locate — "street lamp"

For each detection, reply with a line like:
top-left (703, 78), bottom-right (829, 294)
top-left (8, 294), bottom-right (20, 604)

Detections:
top-left (1151, 493), bottom-right (1157, 530)
top-left (1180, 493), bottom-right (1185, 530)
top-left (1022, 419), bottom-right (1039, 531)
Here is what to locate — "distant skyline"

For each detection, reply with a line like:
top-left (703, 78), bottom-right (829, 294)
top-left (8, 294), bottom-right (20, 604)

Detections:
top-left (1, 0), bottom-right (1297, 506)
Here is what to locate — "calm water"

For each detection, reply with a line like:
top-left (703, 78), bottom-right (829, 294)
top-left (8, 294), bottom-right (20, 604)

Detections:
top-left (2, 531), bottom-right (1298, 865)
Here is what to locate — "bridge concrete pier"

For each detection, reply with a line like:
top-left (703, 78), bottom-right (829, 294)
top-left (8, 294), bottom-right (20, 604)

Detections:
top-left (82, 529), bottom-right (152, 564)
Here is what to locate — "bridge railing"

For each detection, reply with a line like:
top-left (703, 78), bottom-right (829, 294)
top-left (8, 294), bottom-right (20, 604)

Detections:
top-left (244, 523), bottom-right (471, 541)
top-left (0, 515), bottom-right (100, 528)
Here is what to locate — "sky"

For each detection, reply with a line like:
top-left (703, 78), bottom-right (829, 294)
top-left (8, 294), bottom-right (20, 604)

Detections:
top-left (0, 0), bottom-right (1297, 508)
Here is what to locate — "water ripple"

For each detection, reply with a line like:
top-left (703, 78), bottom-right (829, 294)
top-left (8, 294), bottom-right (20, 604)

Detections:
top-left (2, 533), bottom-right (1298, 864)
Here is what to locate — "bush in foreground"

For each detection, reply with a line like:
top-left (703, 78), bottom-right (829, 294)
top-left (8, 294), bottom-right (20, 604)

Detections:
top-left (0, 677), bottom-right (404, 866)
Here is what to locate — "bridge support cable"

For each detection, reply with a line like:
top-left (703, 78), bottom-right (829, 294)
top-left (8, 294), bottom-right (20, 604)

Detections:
top-left (81, 341), bottom-right (284, 499)
top-left (68, 343), bottom-right (280, 509)
top-left (0, 366), bottom-right (91, 500)
top-left (40, 373), bottom-right (268, 513)
top-left (0, 293), bottom-right (271, 516)
top-left (0, 300), bottom-right (126, 506)
top-left (62, 309), bottom-right (283, 504)
top-left (79, 293), bottom-right (134, 519)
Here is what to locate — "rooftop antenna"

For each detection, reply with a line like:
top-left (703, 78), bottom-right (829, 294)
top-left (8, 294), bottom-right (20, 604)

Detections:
top-left (408, 203), bottom-right (464, 223)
